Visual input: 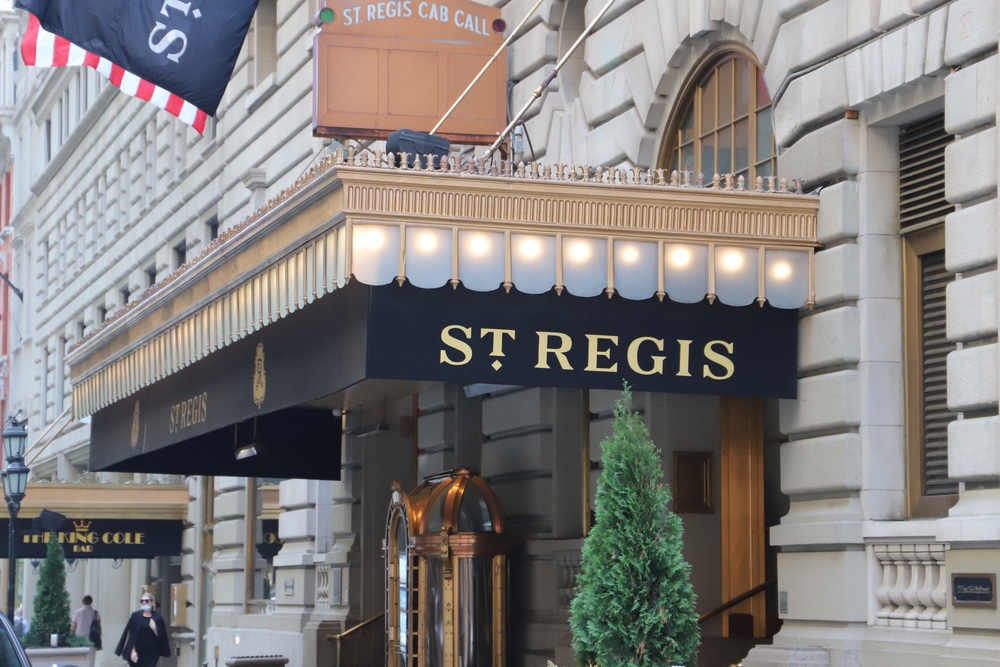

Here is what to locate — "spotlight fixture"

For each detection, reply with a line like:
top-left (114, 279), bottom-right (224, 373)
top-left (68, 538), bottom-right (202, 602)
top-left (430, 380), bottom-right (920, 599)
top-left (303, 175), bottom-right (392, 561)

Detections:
top-left (343, 399), bottom-right (391, 438)
top-left (343, 420), bottom-right (390, 438)
top-left (233, 419), bottom-right (260, 460)
top-left (33, 508), bottom-right (66, 533)
top-left (235, 444), bottom-right (258, 461)
top-left (386, 128), bottom-right (450, 167)
top-left (462, 384), bottom-right (519, 398)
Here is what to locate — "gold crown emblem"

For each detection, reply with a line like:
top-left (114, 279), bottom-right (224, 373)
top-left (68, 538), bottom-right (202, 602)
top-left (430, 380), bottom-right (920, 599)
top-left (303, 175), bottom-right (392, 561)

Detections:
top-left (72, 519), bottom-right (92, 532)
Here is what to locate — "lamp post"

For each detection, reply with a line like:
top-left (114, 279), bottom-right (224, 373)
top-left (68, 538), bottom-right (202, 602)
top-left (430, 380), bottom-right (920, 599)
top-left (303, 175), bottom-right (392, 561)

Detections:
top-left (2, 417), bottom-right (28, 621)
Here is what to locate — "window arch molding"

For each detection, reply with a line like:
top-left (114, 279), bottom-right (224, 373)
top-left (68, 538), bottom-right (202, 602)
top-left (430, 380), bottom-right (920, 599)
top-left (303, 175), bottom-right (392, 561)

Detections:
top-left (656, 43), bottom-right (776, 182)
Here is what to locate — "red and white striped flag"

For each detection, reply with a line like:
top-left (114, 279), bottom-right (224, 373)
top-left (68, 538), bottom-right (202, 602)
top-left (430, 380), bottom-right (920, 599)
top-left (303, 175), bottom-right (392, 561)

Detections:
top-left (20, 14), bottom-right (208, 134)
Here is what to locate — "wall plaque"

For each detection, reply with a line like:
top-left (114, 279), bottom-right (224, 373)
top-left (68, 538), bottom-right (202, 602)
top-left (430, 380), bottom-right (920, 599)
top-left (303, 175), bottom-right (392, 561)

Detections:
top-left (951, 573), bottom-right (996, 609)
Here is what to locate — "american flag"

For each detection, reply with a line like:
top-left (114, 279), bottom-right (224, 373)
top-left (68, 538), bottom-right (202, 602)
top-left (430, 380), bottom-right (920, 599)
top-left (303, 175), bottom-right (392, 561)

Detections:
top-left (20, 13), bottom-right (208, 134)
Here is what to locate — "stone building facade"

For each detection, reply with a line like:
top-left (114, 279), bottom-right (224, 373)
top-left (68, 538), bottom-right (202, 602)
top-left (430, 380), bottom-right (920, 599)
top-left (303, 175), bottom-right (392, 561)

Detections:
top-left (0, 1), bottom-right (997, 667)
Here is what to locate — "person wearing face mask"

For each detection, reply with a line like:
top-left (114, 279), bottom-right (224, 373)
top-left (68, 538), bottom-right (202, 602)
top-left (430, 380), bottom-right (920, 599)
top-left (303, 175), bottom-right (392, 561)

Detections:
top-left (114, 594), bottom-right (172, 667)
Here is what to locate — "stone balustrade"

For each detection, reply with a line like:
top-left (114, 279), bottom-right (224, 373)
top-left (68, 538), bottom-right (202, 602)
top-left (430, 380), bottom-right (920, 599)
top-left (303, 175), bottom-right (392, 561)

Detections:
top-left (871, 542), bottom-right (948, 630)
top-left (315, 563), bottom-right (330, 608)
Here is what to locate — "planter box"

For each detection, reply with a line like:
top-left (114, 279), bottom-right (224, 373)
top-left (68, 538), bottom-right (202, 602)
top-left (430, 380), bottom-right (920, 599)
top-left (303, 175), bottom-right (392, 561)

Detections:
top-left (25, 646), bottom-right (95, 667)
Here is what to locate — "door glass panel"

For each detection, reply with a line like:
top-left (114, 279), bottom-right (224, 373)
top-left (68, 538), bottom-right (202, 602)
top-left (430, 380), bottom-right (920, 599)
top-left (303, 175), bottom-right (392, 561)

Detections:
top-left (718, 59), bottom-right (733, 124)
top-left (457, 559), bottom-right (493, 667)
top-left (680, 106), bottom-right (695, 143)
top-left (425, 559), bottom-right (444, 667)
top-left (756, 107), bottom-right (774, 163)
top-left (700, 133), bottom-right (716, 176)
top-left (397, 518), bottom-right (409, 663)
top-left (717, 126), bottom-right (732, 175)
top-left (734, 58), bottom-right (749, 117)
top-left (734, 119), bottom-right (749, 172)
top-left (700, 77), bottom-right (716, 130)
top-left (458, 483), bottom-right (493, 532)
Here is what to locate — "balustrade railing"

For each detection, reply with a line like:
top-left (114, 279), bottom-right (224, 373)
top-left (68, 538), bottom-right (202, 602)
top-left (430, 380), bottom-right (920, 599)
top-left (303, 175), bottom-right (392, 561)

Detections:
top-left (872, 542), bottom-right (947, 630)
top-left (316, 563), bottom-right (331, 608)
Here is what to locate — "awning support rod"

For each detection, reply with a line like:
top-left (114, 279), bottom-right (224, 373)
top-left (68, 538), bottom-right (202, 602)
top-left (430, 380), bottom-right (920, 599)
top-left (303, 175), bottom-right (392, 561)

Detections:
top-left (481, 0), bottom-right (619, 161)
top-left (25, 406), bottom-right (73, 466)
top-left (429, 0), bottom-right (546, 136)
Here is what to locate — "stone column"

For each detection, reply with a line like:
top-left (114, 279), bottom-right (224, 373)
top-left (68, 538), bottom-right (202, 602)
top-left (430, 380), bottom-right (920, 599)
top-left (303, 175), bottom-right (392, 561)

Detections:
top-left (209, 477), bottom-right (250, 626)
top-left (936, 38), bottom-right (1000, 663)
top-left (97, 558), bottom-right (132, 667)
top-left (481, 386), bottom-right (585, 667)
top-left (744, 118), bottom-right (871, 667)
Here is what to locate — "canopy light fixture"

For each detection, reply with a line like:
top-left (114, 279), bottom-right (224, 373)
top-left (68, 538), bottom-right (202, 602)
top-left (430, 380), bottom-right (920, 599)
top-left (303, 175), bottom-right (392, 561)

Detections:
top-left (233, 419), bottom-right (260, 460)
top-left (348, 223), bottom-right (813, 308)
top-left (235, 444), bottom-right (258, 461)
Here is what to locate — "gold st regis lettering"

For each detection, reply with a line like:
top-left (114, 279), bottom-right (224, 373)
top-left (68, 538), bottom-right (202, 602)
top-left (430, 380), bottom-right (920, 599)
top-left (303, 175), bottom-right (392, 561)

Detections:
top-left (440, 325), bottom-right (473, 365)
top-left (439, 325), bottom-right (736, 379)
top-left (535, 332), bottom-right (573, 370)
top-left (626, 337), bottom-right (665, 376)
top-left (702, 340), bottom-right (735, 380)
top-left (169, 392), bottom-right (208, 434)
top-left (584, 334), bottom-right (618, 372)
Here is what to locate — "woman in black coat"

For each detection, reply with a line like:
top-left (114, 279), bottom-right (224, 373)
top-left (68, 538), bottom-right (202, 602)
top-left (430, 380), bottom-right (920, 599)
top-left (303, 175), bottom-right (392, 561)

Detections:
top-left (115, 594), bottom-right (172, 667)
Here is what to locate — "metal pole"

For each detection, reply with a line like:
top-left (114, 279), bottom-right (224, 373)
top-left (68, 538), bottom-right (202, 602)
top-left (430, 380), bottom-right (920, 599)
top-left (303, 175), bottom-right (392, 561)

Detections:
top-left (481, 0), bottom-right (620, 161)
top-left (429, 0), bottom-right (547, 136)
top-left (6, 499), bottom-right (17, 621)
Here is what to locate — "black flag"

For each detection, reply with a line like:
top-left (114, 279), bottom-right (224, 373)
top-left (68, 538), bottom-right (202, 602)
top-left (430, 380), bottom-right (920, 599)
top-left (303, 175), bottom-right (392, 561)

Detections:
top-left (15, 0), bottom-right (260, 116)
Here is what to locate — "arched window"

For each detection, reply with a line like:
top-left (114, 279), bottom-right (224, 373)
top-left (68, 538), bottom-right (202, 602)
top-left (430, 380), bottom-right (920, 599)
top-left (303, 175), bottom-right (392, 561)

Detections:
top-left (661, 51), bottom-right (776, 181)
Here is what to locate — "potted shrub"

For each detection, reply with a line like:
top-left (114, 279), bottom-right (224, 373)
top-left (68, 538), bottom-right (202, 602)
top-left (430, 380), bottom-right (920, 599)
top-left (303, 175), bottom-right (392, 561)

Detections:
top-left (22, 533), bottom-right (95, 667)
top-left (569, 385), bottom-right (700, 667)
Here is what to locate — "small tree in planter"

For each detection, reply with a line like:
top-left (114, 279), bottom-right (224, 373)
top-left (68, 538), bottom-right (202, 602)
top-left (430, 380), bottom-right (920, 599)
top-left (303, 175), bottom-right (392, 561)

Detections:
top-left (23, 532), bottom-right (86, 648)
top-left (570, 385), bottom-right (700, 667)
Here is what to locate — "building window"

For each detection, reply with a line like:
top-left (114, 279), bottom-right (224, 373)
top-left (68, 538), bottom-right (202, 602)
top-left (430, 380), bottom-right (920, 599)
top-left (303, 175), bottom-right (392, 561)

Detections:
top-left (251, 0), bottom-right (277, 86)
top-left (55, 337), bottom-right (65, 414)
top-left (173, 241), bottom-right (187, 270)
top-left (206, 215), bottom-right (219, 242)
top-left (40, 348), bottom-right (48, 426)
top-left (659, 49), bottom-right (776, 181)
top-left (901, 115), bottom-right (957, 518)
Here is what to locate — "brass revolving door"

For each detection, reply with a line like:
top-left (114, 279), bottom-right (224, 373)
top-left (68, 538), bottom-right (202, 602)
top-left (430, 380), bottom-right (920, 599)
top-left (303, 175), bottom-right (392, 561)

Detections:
top-left (385, 469), bottom-right (515, 667)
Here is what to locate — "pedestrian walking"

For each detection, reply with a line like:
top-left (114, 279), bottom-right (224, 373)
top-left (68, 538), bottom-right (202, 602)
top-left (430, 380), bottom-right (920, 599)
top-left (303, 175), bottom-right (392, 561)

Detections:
top-left (71, 594), bottom-right (102, 649)
top-left (12, 608), bottom-right (28, 636)
top-left (114, 594), bottom-right (171, 667)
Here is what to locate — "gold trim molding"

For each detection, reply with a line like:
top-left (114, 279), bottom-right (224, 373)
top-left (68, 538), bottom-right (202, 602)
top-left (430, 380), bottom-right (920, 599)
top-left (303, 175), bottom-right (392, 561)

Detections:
top-left (19, 482), bottom-right (190, 521)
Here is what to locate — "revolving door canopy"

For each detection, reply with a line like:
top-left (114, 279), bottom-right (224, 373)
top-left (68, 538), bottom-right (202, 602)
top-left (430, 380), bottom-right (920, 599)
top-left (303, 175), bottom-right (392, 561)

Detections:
top-left (385, 469), bottom-right (516, 667)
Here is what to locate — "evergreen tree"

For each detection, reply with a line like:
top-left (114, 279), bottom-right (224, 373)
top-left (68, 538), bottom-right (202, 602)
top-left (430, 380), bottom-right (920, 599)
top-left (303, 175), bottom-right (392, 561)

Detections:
top-left (570, 385), bottom-right (700, 667)
top-left (24, 532), bottom-right (73, 647)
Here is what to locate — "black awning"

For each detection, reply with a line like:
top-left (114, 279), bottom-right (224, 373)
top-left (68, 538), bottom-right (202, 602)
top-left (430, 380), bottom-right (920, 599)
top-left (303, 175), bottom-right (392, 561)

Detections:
top-left (90, 282), bottom-right (798, 478)
top-left (365, 282), bottom-right (799, 397)
top-left (0, 518), bottom-right (182, 559)
top-left (88, 282), bottom-right (373, 480)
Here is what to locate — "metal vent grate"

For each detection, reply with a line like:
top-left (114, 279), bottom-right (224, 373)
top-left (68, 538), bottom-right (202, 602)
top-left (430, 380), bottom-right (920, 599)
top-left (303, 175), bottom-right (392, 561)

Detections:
top-left (919, 249), bottom-right (956, 496)
top-left (900, 115), bottom-right (953, 230)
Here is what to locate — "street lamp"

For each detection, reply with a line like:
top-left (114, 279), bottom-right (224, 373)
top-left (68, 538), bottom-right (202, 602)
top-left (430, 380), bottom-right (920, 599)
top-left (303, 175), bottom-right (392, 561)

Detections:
top-left (1, 417), bottom-right (28, 621)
